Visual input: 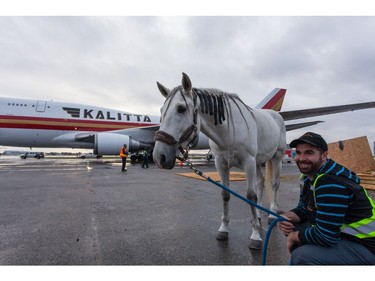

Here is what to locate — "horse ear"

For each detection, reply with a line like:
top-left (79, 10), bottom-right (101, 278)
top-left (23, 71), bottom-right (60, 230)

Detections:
top-left (157, 82), bottom-right (170, 98)
top-left (181, 72), bottom-right (192, 93)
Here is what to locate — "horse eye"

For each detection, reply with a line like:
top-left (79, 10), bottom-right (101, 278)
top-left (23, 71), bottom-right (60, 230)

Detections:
top-left (177, 105), bottom-right (186, 114)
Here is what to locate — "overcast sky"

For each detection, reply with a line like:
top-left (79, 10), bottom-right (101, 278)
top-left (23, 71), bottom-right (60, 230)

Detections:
top-left (1, 16), bottom-right (374, 153)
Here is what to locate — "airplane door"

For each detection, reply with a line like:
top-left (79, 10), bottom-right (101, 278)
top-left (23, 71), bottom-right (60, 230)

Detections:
top-left (36, 101), bottom-right (47, 112)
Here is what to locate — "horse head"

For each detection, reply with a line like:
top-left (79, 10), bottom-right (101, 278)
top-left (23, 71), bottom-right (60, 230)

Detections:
top-left (153, 73), bottom-right (200, 169)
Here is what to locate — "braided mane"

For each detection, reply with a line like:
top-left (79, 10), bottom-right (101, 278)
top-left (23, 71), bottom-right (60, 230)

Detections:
top-left (193, 88), bottom-right (253, 127)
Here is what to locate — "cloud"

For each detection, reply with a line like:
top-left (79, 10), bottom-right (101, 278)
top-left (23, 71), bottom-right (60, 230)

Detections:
top-left (0, 16), bottom-right (374, 152)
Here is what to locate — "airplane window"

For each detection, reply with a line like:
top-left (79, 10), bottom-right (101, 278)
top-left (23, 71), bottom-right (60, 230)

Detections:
top-left (7, 102), bottom-right (29, 107)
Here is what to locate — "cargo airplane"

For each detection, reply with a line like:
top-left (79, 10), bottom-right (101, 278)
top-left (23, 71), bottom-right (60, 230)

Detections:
top-left (0, 88), bottom-right (374, 155)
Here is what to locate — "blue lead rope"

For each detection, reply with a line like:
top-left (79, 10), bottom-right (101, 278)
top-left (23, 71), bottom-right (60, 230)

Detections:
top-left (185, 161), bottom-right (287, 265)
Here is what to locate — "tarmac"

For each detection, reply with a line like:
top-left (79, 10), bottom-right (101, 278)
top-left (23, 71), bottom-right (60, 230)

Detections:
top-left (0, 156), bottom-right (306, 265)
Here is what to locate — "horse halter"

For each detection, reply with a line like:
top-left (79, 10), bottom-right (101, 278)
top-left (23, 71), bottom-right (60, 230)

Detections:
top-left (154, 89), bottom-right (199, 161)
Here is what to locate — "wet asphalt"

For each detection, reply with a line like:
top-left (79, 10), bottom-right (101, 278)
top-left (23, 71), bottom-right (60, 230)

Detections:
top-left (0, 156), bottom-right (303, 265)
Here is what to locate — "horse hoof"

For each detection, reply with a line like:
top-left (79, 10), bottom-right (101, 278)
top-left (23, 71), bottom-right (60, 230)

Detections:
top-left (216, 231), bottom-right (228, 241)
top-left (249, 239), bottom-right (262, 250)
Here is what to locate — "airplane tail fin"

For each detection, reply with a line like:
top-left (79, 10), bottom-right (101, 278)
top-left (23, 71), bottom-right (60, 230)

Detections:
top-left (256, 88), bottom-right (286, 111)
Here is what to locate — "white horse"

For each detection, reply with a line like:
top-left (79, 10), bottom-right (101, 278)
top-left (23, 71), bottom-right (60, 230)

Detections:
top-left (153, 73), bottom-right (286, 249)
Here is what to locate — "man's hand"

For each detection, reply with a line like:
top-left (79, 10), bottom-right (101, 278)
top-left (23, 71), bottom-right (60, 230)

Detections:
top-left (278, 218), bottom-right (295, 236)
top-left (277, 211), bottom-right (301, 236)
top-left (277, 214), bottom-right (294, 236)
top-left (278, 211), bottom-right (302, 254)
top-left (287, 231), bottom-right (300, 254)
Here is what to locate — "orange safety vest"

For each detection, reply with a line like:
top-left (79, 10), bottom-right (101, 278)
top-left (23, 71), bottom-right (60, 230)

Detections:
top-left (119, 147), bottom-right (128, 158)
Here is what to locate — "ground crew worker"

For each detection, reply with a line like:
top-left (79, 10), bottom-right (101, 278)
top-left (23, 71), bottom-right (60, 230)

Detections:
top-left (142, 149), bottom-right (149, 168)
top-left (120, 144), bottom-right (128, 172)
top-left (278, 132), bottom-right (375, 265)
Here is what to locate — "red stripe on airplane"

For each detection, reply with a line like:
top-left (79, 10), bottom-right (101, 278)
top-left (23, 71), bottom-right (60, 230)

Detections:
top-left (0, 115), bottom-right (157, 132)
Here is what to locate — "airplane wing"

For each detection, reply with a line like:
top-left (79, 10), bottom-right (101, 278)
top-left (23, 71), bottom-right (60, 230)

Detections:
top-left (285, 121), bottom-right (324, 131)
top-left (280, 101), bottom-right (375, 132)
top-left (280, 101), bottom-right (375, 121)
top-left (110, 125), bottom-right (160, 143)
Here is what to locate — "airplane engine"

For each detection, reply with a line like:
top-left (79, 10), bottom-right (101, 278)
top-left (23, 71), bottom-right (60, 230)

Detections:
top-left (94, 133), bottom-right (151, 155)
top-left (189, 132), bottom-right (210, 149)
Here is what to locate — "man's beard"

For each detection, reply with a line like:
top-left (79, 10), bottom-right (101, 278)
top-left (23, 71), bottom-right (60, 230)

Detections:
top-left (296, 158), bottom-right (323, 176)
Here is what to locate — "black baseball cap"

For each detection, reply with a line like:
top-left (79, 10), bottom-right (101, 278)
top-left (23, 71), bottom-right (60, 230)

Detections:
top-left (289, 132), bottom-right (328, 151)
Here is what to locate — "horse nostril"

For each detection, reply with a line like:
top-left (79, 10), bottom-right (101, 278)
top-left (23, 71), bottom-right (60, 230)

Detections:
top-left (160, 154), bottom-right (166, 165)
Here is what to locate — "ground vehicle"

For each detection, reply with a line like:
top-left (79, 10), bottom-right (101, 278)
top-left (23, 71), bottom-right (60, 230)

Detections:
top-left (282, 154), bottom-right (293, 163)
top-left (129, 150), bottom-right (153, 164)
top-left (20, 152), bottom-right (45, 159)
top-left (79, 153), bottom-right (102, 159)
top-left (283, 147), bottom-right (293, 163)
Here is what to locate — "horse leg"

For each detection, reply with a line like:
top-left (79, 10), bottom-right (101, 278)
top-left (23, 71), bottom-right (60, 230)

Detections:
top-left (255, 164), bottom-right (265, 221)
top-left (244, 158), bottom-right (262, 250)
top-left (268, 156), bottom-right (282, 224)
top-left (215, 160), bottom-right (230, 241)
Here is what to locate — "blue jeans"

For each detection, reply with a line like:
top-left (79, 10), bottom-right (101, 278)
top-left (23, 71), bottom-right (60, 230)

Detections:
top-left (290, 238), bottom-right (375, 265)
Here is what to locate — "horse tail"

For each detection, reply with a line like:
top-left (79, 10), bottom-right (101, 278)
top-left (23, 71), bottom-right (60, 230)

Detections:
top-left (265, 160), bottom-right (273, 188)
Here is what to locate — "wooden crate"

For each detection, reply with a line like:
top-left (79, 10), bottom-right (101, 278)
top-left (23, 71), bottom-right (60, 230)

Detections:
top-left (328, 136), bottom-right (375, 191)
top-left (328, 136), bottom-right (375, 173)
top-left (357, 172), bottom-right (375, 190)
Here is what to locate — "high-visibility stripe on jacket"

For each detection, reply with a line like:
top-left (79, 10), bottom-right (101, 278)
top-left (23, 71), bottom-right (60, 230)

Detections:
top-left (313, 173), bottom-right (375, 240)
top-left (340, 188), bottom-right (375, 239)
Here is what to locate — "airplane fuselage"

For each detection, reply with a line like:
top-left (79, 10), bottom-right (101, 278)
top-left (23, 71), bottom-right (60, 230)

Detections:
top-left (0, 97), bottom-right (160, 150)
